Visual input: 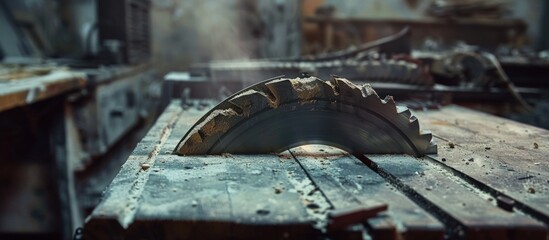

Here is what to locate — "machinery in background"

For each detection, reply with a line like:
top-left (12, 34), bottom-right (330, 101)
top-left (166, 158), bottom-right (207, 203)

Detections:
top-left (0, 64), bottom-right (162, 240)
top-left (165, 29), bottom-right (549, 130)
top-left (96, 0), bottom-right (151, 65)
top-left (0, 0), bottom-right (151, 66)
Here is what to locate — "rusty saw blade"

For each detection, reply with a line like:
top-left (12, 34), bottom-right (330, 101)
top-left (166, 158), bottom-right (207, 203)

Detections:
top-left (175, 76), bottom-right (437, 156)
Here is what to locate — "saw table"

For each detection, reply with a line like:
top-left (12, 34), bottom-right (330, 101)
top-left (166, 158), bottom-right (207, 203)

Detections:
top-left (83, 100), bottom-right (549, 240)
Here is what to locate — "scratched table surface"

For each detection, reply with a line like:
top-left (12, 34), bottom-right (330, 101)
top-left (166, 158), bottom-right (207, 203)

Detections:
top-left (84, 101), bottom-right (549, 240)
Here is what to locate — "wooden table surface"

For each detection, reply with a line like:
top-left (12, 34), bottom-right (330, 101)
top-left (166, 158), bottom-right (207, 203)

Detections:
top-left (0, 69), bottom-right (86, 112)
top-left (84, 101), bottom-right (549, 240)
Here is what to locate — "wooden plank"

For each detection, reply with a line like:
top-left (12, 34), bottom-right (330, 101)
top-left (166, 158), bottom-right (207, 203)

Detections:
top-left (365, 154), bottom-right (547, 240)
top-left (415, 105), bottom-right (549, 223)
top-left (86, 102), bottom-right (549, 239)
top-left (85, 101), bottom-right (320, 239)
top-left (0, 70), bottom-right (86, 112)
top-left (291, 145), bottom-right (444, 240)
top-left (417, 105), bottom-right (549, 172)
top-left (425, 105), bottom-right (549, 143)
top-left (127, 154), bottom-right (319, 240)
top-left (83, 102), bottom-right (186, 239)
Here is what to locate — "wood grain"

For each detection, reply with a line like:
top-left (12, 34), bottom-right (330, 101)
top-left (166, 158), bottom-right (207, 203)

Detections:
top-left (416, 105), bottom-right (549, 223)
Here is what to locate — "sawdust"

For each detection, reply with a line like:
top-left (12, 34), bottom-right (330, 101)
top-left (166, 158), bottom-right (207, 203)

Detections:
top-left (141, 163), bottom-right (150, 171)
top-left (273, 186), bottom-right (283, 194)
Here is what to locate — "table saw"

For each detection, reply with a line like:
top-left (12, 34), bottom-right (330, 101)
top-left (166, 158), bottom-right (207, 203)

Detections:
top-left (82, 75), bottom-right (548, 240)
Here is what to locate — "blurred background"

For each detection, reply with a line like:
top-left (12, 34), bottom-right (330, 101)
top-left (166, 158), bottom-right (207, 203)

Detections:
top-left (0, 0), bottom-right (548, 239)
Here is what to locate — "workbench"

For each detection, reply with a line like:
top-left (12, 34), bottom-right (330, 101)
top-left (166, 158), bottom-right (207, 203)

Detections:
top-left (0, 68), bottom-right (87, 239)
top-left (0, 64), bottom-right (158, 240)
top-left (84, 101), bottom-right (549, 240)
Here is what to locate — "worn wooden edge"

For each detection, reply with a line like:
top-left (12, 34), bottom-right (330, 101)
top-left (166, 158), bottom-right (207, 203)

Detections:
top-left (83, 102), bottom-right (184, 233)
top-left (86, 219), bottom-right (317, 240)
top-left (0, 70), bottom-right (87, 112)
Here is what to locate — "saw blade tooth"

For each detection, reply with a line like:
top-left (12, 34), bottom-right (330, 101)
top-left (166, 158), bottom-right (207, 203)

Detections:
top-left (318, 79), bottom-right (339, 100)
top-left (196, 129), bottom-right (207, 140)
top-left (200, 110), bottom-right (239, 138)
top-left (381, 96), bottom-right (397, 112)
top-left (396, 106), bottom-right (412, 118)
top-left (325, 78), bottom-right (339, 97)
top-left (328, 76), bottom-right (341, 95)
top-left (425, 142), bottom-right (438, 154)
top-left (289, 77), bottom-right (329, 102)
top-left (229, 90), bottom-right (274, 116)
top-left (176, 131), bottom-right (205, 155)
top-left (409, 115), bottom-right (417, 121)
top-left (409, 116), bottom-right (420, 131)
top-left (265, 78), bottom-right (296, 105)
top-left (360, 83), bottom-right (377, 98)
top-left (178, 109), bottom-right (240, 155)
top-left (219, 101), bottom-right (244, 115)
top-left (420, 130), bottom-right (433, 141)
top-left (249, 79), bottom-right (280, 102)
top-left (333, 77), bottom-right (365, 102)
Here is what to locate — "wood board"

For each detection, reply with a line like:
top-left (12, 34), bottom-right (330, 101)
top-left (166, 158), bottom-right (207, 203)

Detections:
top-left (84, 102), bottom-right (549, 240)
top-left (0, 70), bottom-right (86, 112)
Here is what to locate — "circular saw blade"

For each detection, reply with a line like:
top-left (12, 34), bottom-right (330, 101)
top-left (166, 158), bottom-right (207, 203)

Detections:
top-left (175, 76), bottom-right (437, 156)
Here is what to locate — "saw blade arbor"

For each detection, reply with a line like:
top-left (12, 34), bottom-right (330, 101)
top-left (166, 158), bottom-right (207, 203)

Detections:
top-left (175, 76), bottom-right (437, 156)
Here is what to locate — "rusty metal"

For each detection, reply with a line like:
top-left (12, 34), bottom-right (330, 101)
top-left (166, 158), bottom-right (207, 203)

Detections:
top-left (175, 76), bottom-right (437, 156)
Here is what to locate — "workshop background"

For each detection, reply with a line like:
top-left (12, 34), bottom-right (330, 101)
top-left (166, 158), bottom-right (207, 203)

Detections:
top-left (1, 0), bottom-right (549, 239)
